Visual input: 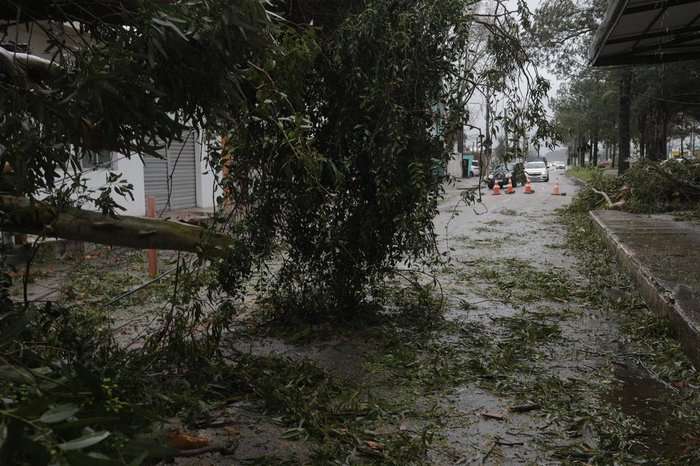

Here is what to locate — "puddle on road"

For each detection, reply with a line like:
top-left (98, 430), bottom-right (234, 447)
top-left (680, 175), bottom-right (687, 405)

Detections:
top-left (607, 361), bottom-right (696, 459)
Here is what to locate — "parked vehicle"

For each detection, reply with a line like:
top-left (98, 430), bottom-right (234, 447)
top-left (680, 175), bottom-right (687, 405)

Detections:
top-left (524, 161), bottom-right (549, 182)
top-left (486, 165), bottom-right (516, 189)
top-left (471, 160), bottom-right (480, 177)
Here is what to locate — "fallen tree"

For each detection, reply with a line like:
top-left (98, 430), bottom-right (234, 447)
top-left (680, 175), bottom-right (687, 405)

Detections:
top-left (0, 195), bottom-right (232, 257)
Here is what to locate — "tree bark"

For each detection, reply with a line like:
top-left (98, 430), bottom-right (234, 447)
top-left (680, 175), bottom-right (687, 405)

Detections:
top-left (618, 70), bottom-right (631, 175)
top-left (639, 113), bottom-right (646, 160)
top-left (0, 195), bottom-right (232, 257)
top-left (0, 47), bottom-right (62, 82)
top-left (593, 130), bottom-right (599, 166)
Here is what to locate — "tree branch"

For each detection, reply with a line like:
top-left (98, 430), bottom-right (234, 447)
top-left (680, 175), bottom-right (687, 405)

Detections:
top-left (0, 46), bottom-right (61, 82)
top-left (0, 0), bottom-right (175, 24)
top-left (0, 195), bottom-right (232, 257)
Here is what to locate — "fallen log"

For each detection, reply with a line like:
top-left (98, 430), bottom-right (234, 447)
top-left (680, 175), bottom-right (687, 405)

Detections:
top-left (0, 195), bottom-right (232, 257)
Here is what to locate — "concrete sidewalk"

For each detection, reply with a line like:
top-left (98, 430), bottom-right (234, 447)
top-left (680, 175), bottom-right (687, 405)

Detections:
top-left (591, 210), bottom-right (700, 366)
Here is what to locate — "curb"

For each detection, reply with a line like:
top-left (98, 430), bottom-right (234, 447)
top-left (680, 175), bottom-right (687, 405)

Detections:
top-left (565, 173), bottom-right (587, 188)
top-left (589, 211), bottom-right (700, 367)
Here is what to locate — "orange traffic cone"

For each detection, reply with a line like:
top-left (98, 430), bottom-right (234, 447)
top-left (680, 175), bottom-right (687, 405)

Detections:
top-left (551, 179), bottom-right (561, 195)
top-left (523, 177), bottom-right (534, 194)
top-left (506, 178), bottom-right (515, 194)
top-left (492, 181), bottom-right (501, 195)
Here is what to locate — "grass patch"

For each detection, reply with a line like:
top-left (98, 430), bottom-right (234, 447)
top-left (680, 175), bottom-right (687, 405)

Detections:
top-left (566, 166), bottom-right (608, 184)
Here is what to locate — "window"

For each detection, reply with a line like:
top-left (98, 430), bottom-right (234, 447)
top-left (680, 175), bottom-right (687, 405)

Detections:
top-left (525, 162), bottom-right (546, 169)
top-left (81, 150), bottom-right (113, 170)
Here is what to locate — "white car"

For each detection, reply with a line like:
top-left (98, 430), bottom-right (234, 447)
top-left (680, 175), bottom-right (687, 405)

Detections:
top-left (471, 160), bottom-right (480, 177)
top-left (524, 161), bottom-right (549, 182)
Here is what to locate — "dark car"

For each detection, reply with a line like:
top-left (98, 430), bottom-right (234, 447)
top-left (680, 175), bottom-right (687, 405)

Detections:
top-left (486, 165), bottom-right (517, 189)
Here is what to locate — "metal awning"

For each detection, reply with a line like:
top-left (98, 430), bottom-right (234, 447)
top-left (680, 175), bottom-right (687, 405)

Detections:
top-left (590, 0), bottom-right (700, 66)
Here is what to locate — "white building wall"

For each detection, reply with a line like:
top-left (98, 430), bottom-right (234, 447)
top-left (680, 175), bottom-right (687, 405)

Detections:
top-left (70, 154), bottom-right (146, 216)
top-left (196, 138), bottom-right (220, 209)
top-left (116, 155), bottom-right (146, 216)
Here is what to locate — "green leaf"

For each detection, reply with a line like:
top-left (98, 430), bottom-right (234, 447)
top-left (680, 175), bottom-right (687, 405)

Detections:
top-left (38, 403), bottom-right (80, 424)
top-left (0, 365), bottom-right (36, 385)
top-left (128, 451), bottom-right (149, 466)
top-left (58, 430), bottom-right (111, 451)
top-left (65, 451), bottom-right (120, 465)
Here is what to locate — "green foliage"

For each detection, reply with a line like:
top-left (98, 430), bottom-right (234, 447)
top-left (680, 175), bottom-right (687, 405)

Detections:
top-left (0, 0), bottom-right (271, 208)
top-left (0, 300), bottom-right (154, 465)
top-left (471, 258), bottom-right (575, 304)
top-left (218, 0), bottom-right (549, 318)
top-left (530, 0), bottom-right (608, 76)
top-left (568, 160), bottom-right (700, 213)
top-left (567, 166), bottom-right (624, 211)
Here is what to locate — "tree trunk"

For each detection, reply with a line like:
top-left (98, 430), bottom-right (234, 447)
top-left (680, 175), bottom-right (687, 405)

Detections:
top-left (639, 113), bottom-right (646, 160)
top-left (692, 127), bottom-right (695, 156)
top-left (646, 105), bottom-right (668, 161)
top-left (593, 131), bottom-right (599, 166)
top-left (681, 135), bottom-right (685, 156)
top-left (0, 195), bottom-right (232, 257)
top-left (618, 70), bottom-right (631, 175)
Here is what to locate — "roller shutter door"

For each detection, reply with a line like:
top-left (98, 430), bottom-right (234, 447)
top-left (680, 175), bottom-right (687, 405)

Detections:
top-left (167, 138), bottom-right (197, 210)
top-left (143, 155), bottom-right (169, 211)
top-left (143, 134), bottom-right (197, 212)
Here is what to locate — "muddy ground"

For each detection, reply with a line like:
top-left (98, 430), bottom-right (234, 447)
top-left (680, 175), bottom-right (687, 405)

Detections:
top-left (13, 173), bottom-right (700, 464)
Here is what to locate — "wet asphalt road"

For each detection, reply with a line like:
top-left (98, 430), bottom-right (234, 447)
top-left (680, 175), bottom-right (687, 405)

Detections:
top-left (437, 169), bottom-right (577, 263)
top-left (430, 172), bottom-right (591, 464)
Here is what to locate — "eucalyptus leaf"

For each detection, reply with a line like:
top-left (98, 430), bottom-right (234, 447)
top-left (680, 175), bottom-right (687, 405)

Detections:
top-left (39, 404), bottom-right (80, 424)
top-left (58, 431), bottom-right (111, 451)
top-left (0, 365), bottom-right (36, 384)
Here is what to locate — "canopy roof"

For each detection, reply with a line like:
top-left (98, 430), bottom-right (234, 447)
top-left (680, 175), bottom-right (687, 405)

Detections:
top-left (590, 0), bottom-right (700, 66)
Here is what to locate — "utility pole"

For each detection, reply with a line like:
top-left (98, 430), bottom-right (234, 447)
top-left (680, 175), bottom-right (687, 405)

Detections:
top-left (484, 88), bottom-right (492, 169)
top-left (503, 107), bottom-right (508, 162)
